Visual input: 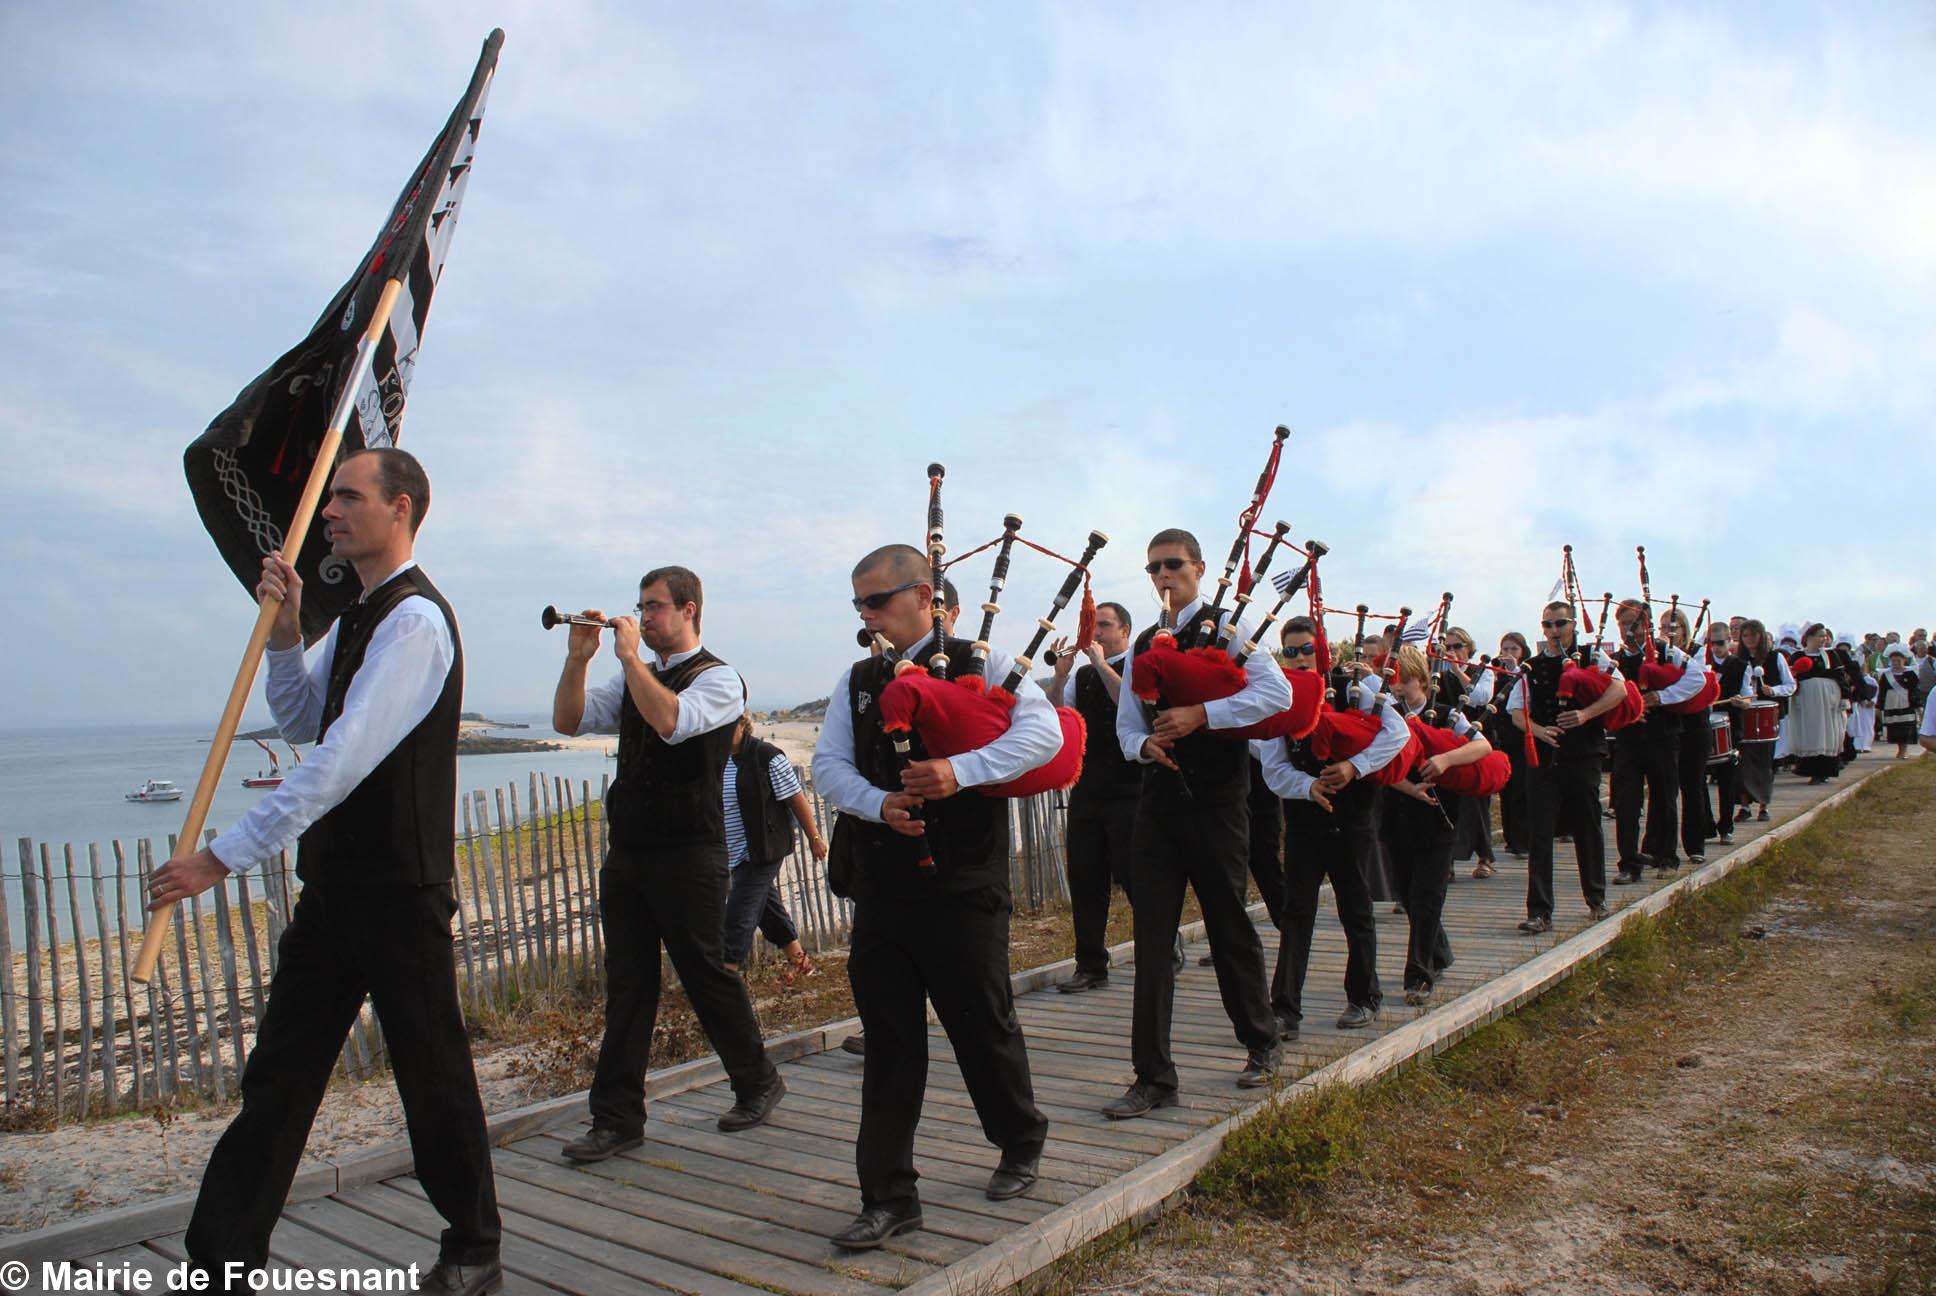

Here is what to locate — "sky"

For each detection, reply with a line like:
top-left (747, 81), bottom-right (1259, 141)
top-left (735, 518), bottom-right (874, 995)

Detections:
top-left (1, 1), bottom-right (1932, 729)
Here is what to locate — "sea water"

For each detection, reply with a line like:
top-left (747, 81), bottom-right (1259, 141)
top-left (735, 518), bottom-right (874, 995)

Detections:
top-left (0, 712), bottom-right (615, 937)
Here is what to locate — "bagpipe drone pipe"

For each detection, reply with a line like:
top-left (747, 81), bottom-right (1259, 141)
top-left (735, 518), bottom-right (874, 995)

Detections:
top-left (872, 468), bottom-right (1099, 799)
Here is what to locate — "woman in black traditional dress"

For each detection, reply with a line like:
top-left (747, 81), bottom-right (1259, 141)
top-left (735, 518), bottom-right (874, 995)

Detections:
top-left (1733, 620), bottom-right (1791, 819)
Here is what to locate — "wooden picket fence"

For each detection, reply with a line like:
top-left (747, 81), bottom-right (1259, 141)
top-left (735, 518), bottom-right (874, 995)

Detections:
top-left (0, 771), bottom-right (1071, 1127)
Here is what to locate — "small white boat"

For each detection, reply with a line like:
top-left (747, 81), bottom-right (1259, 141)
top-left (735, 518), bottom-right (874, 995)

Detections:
top-left (126, 779), bottom-right (184, 803)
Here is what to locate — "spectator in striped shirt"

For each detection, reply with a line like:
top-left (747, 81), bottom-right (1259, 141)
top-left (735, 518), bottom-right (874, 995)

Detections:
top-left (723, 709), bottom-right (826, 981)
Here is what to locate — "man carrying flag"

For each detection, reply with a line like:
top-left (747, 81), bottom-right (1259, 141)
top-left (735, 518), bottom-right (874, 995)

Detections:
top-left (144, 32), bottom-right (507, 1296)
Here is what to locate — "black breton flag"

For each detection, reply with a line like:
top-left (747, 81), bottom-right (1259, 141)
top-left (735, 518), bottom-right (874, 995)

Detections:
top-left (185, 30), bottom-right (502, 645)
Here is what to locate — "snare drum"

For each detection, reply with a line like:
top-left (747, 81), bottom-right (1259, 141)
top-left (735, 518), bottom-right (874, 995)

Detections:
top-left (1741, 701), bottom-right (1779, 744)
top-left (1707, 713), bottom-right (1735, 764)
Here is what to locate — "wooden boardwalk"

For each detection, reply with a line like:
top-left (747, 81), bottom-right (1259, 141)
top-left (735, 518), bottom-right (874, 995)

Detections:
top-left (11, 752), bottom-right (1899, 1295)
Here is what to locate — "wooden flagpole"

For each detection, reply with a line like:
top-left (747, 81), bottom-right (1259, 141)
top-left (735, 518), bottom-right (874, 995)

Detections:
top-left (133, 279), bottom-right (405, 984)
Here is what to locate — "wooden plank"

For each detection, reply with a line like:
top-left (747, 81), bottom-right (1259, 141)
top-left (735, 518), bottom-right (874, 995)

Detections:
top-left (493, 1141), bottom-right (972, 1268)
top-left (496, 786), bottom-right (528, 992)
top-left (112, 842), bottom-right (146, 1106)
top-left (39, 843), bottom-right (66, 1117)
top-left (533, 774), bottom-right (557, 973)
top-left (362, 1178), bottom-right (718, 1295)
top-left (210, 870), bottom-right (246, 1087)
top-left (520, 1129), bottom-right (1007, 1247)
top-left (489, 1167), bottom-right (898, 1296)
top-left (21, 839), bottom-right (44, 1101)
top-left (188, 881), bottom-right (224, 1100)
top-left (554, 778), bottom-right (577, 976)
top-left (141, 842), bottom-right (182, 1099)
top-left (88, 844), bottom-right (118, 1116)
top-left (0, 840), bottom-right (18, 1107)
top-left (233, 869), bottom-right (266, 1032)
top-left (166, 834), bottom-right (206, 1095)
top-left (579, 779), bottom-right (603, 971)
top-left (285, 1197), bottom-right (553, 1295)
top-left (472, 793), bottom-right (510, 1006)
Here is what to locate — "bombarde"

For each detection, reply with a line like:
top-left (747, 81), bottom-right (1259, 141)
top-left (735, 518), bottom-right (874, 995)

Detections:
top-left (541, 605), bottom-right (612, 631)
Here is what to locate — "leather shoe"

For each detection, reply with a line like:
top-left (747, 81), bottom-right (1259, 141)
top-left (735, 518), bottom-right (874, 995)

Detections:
top-left (1517, 915), bottom-right (1552, 934)
top-left (1612, 869), bottom-right (1645, 886)
top-left (419, 1259), bottom-right (503, 1295)
top-left (1402, 986), bottom-right (1431, 1007)
top-left (840, 1033), bottom-right (866, 1056)
top-left (1057, 969), bottom-right (1108, 993)
top-left (1276, 1013), bottom-right (1302, 1041)
top-left (1102, 1081), bottom-right (1178, 1120)
top-left (1588, 903), bottom-right (1610, 920)
top-left (1236, 1045), bottom-right (1280, 1089)
top-left (1688, 853), bottom-right (1706, 865)
top-left (718, 1073), bottom-right (786, 1132)
top-left (561, 1126), bottom-right (641, 1164)
top-left (1336, 1003), bottom-right (1376, 1030)
top-left (831, 1204), bottom-right (922, 1250)
top-left (985, 1155), bottom-right (1040, 1200)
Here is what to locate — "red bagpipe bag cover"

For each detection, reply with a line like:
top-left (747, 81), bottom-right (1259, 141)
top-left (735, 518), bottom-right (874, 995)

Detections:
top-left (1636, 658), bottom-right (1720, 714)
top-left (1406, 718), bottom-right (1512, 797)
top-left (1306, 703), bottom-right (1421, 788)
top-left (877, 667), bottom-right (1085, 797)
top-left (1558, 663), bottom-right (1645, 731)
top-left (1127, 639), bottom-right (1326, 741)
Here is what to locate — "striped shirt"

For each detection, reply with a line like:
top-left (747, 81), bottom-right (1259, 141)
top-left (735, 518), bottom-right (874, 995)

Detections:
top-left (723, 750), bottom-right (804, 869)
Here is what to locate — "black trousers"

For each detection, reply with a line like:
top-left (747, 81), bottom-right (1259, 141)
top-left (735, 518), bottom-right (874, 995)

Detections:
top-left (590, 844), bottom-right (774, 1137)
top-left (1452, 793), bottom-right (1493, 863)
top-left (1130, 795), bottom-right (1276, 1094)
top-left (1611, 722), bottom-right (1680, 869)
top-left (1498, 740), bottom-right (1530, 854)
top-left (185, 884), bottom-right (499, 1277)
top-left (1246, 759), bottom-right (1287, 928)
top-left (847, 887), bottom-right (1047, 1211)
top-left (1676, 713), bottom-right (1713, 857)
top-left (722, 857), bottom-right (799, 965)
top-left (1384, 791), bottom-right (1457, 991)
top-left (1065, 798), bottom-right (1137, 975)
top-left (1279, 789), bottom-right (1381, 1026)
top-left (1709, 750), bottom-right (1739, 836)
top-left (1526, 754), bottom-right (1608, 920)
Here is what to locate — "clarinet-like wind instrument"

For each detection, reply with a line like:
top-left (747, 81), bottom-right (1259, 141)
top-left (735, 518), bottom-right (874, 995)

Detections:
top-left (967, 513), bottom-right (1023, 678)
top-left (1000, 530), bottom-right (1109, 692)
top-left (1233, 540), bottom-right (1327, 666)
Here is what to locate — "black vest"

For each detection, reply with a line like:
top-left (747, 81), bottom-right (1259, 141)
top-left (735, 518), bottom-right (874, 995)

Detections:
top-left (1276, 732), bottom-right (1376, 831)
top-left (1616, 645), bottom-right (1679, 739)
top-left (606, 648), bottom-right (735, 852)
top-left (831, 635), bottom-right (1008, 899)
top-left (1069, 655), bottom-right (1142, 812)
top-left (1132, 605), bottom-right (1249, 806)
top-left (732, 736), bottom-right (798, 867)
top-left (296, 566), bottom-right (462, 887)
top-left (1525, 644), bottom-right (1607, 760)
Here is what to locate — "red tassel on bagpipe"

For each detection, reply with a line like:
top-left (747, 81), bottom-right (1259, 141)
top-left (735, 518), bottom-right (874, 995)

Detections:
top-left (1075, 579), bottom-right (1097, 651)
top-left (878, 667), bottom-right (1087, 797)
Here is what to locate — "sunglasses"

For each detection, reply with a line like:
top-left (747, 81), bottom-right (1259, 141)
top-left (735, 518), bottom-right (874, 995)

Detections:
top-left (1540, 618), bottom-right (1572, 629)
top-left (1280, 642), bottom-right (1318, 657)
top-left (850, 580), bottom-right (924, 612)
top-left (1144, 557), bottom-right (1190, 574)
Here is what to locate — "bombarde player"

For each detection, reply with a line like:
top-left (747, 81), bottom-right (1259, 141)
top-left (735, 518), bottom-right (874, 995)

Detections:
top-left (552, 565), bottom-right (785, 1165)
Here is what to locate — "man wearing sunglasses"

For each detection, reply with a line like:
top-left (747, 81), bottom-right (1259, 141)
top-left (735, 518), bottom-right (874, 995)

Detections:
top-left (812, 544), bottom-right (1059, 1248)
top-left (1509, 601), bottom-right (1628, 933)
top-left (1103, 530), bottom-right (1291, 1120)
top-left (552, 566), bottom-right (785, 1165)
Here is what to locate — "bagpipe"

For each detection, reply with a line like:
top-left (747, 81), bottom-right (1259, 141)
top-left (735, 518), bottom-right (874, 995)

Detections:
top-left (1298, 605), bottom-right (1420, 787)
top-left (874, 464), bottom-right (1097, 803)
top-left (1124, 427), bottom-right (1329, 742)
